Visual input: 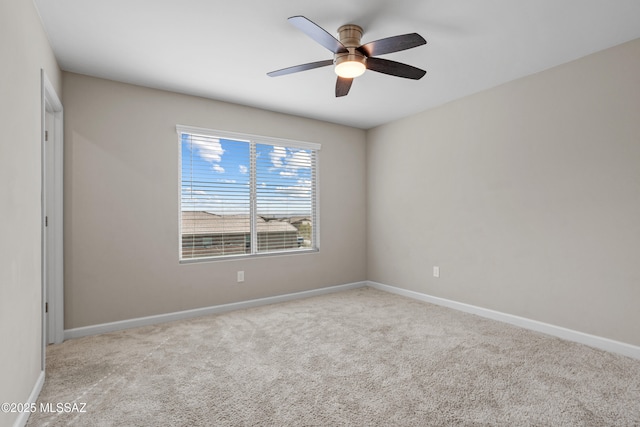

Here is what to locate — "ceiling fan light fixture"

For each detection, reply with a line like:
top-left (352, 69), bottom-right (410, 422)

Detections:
top-left (334, 51), bottom-right (367, 78)
top-left (335, 60), bottom-right (366, 78)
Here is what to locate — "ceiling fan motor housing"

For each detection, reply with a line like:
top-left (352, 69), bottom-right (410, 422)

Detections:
top-left (334, 24), bottom-right (366, 71)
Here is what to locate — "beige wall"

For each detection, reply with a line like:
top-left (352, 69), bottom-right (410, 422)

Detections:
top-left (62, 73), bottom-right (367, 329)
top-left (367, 38), bottom-right (640, 346)
top-left (0, 0), bottom-right (61, 426)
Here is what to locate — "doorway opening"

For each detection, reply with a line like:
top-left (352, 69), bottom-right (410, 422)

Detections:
top-left (41, 70), bottom-right (64, 372)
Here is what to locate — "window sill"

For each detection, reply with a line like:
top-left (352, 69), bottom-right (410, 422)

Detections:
top-left (179, 248), bottom-right (319, 264)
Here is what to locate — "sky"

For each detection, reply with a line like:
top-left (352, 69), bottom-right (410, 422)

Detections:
top-left (181, 134), bottom-right (314, 216)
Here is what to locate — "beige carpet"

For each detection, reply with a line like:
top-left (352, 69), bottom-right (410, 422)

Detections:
top-left (29, 287), bottom-right (640, 426)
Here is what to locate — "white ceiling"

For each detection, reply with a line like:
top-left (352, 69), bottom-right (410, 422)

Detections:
top-left (34, 0), bottom-right (640, 129)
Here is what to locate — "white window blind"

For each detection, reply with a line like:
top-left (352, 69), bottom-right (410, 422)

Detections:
top-left (178, 126), bottom-right (319, 261)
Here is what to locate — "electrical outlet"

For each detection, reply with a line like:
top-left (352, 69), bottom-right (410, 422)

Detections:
top-left (433, 266), bottom-right (440, 278)
top-left (237, 271), bottom-right (245, 283)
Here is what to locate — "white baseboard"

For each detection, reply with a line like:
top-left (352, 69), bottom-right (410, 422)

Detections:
top-left (367, 281), bottom-right (640, 361)
top-left (13, 370), bottom-right (45, 427)
top-left (64, 281), bottom-right (367, 340)
top-left (62, 279), bottom-right (640, 360)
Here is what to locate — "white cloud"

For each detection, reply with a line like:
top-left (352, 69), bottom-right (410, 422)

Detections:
top-left (181, 187), bottom-right (208, 196)
top-left (191, 137), bottom-right (224, 162)
top-left (239, 164), bottom-right (248, 174)
top-left (290, 150), bottom-right (311, 168)
top-left (276, 189), bottom-right (311, 198)
top-left (188, 135), bottom-right (226, 173)
top-left (275, 182), bottom-right (312, 198)
top-left (270, 146), bottom-right (287, 168)
top-left (268, 147), bottom-right (312, 179)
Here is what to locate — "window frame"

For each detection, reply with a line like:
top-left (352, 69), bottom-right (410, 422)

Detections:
top-left (177, 125), bottom-right (321, 263)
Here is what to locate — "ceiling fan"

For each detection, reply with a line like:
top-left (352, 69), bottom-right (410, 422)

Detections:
top-left (267, 16), bottom-right (427, 97)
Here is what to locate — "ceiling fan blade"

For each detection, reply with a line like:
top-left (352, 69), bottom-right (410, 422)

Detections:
top-left (335, 77), bottom-right (353, 97)
top-left (267, 59), bottom-right (334, 77)
top-left (358, 33), bottom-right (426, 57)
top-left (366, 57), bottom-right (426, 80)
top-left (288, 16), bottom-right (348, 54)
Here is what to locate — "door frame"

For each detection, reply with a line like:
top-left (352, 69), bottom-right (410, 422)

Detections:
top-left (41, 70), bottom-right (64, 370)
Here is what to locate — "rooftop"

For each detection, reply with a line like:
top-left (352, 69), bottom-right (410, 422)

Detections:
top-left (181, 211), bottom-right (299, 235)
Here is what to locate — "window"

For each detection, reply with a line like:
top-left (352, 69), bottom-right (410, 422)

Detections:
top-left (178, 125), bottom-right (319, 261)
